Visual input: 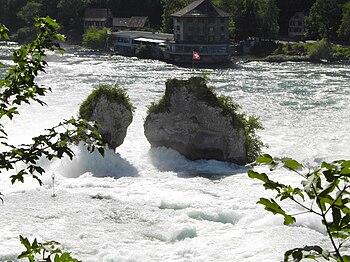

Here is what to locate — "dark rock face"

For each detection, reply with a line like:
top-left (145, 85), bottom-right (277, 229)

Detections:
top-left (86, 95), bottom-right (132, 150)
top-left (144, 77), bottom-right (247, 164)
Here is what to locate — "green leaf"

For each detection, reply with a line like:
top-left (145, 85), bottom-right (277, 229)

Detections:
top-left (341, 167), bottom-right (350, 175)
top-left (284, 159), bottom-right (303, 170)
top-left (319, 195), bottom-right (334, 212)
top-left (322, 161), bottom-right (335, 170)
top-left (19, 235), bottom-right (31, 250)
top-left (284, 246), bottom-right (330, 262)
top-left (318, 180), bottom-right (338, 198)
top-left (341, 255), bottom-right (350, 262)
top-left (247, 170), bottom-right (270, 183)
top-left (256, 154), bottom-right (273, 164)
top-left (257, 198), bottom-right (296, 225)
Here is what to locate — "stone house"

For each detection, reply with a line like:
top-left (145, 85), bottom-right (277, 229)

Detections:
top-left (172, 0), bottom-right (230, 44)
top-left (288, 12), bottom-right (306, 39)
top-left (163, 0), bottom-right (231, 64)
top-left (83, 8), bottom-right (113, 32)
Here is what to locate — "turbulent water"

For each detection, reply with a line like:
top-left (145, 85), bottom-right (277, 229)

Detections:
top-left (0, 44), bottom-right (350, 261)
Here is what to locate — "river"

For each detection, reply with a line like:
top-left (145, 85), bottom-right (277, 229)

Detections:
top-left (0, 45), bottom-right (350, 261)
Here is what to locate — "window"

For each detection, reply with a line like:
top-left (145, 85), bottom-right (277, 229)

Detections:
top-left (188, 17), bottom-right (193, 23)
top-left (209, 18), bottom-right (215, 23)
top-left (221, 26), bottom-right (225, 32)
top-left (220, 18), bottom-right (225, 23)
top-left (176, 25), bottom-right (180, 31)
top-left (209, 27), bottom-right (214, 32)
top-left (198, 18), bottom-right (204, 23)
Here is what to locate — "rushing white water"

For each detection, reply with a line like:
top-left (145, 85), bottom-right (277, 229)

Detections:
top-left (0, 46), bottom-right (350, 261)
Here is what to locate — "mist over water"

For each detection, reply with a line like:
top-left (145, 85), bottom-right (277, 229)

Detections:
top-left (0, 46), bottom-right (349, 261)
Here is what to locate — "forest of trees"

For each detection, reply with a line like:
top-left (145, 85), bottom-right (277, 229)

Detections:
top-left (1, 0), bottom-right (350, 44)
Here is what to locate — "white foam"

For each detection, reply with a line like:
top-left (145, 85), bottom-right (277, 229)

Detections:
top-left (1, 49), bottom-right (350, 261)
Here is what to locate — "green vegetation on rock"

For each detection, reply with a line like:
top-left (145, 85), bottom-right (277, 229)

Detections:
top-left (308, 38), bottom-right (333, 62)
top-left (216, 94), bottom-right (264, 163)
top-left (79, 84), bottom-right (135, 120)
top-left (147, 77), bottom-right (264, 163)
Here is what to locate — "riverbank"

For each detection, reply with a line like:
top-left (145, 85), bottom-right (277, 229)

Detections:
top-left (235, 39), bottom-right (350, 63)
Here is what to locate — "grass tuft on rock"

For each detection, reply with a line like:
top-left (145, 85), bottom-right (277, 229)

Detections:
top-left (79, 84), bottom-right (135, 120)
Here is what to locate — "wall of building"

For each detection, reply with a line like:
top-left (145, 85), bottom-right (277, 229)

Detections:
top-left (174, 17), bottom-right (229, 44)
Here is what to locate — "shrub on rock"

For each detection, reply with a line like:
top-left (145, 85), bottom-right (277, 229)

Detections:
top-left (79, 84), bottom-right (134, 150)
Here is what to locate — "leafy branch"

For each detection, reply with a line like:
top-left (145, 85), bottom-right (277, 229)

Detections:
top-left (0, 118), bottom-right (104, 186)
top-left (1, 17), bottom-right (104, 261)
top-left (6, 236), bottom-right (80, 262)
top-left (248, 154), bottom-right (350, 261)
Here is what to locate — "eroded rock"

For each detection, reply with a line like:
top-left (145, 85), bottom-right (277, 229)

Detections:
top-left (144, 77), bottom-right (248, 164)
top-left (79, 85), bottom-right (133, 150)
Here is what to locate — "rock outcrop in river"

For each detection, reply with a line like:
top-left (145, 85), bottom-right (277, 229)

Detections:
top-left (144, 77), bottom-right (249, 164)
top-left (79, 84), bottom-right (134, 150)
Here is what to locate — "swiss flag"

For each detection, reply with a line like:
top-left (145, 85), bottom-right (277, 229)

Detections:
top-left (192, 51), bottom-right (200, 60)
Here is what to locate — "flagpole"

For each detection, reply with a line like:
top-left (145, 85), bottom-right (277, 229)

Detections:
top-left (192, 50), bottom-right (194, 69)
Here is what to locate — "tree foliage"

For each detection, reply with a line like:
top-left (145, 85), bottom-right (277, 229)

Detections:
top-left (160, 0), bottom-right (191, 33)
top-left (308, 38), bottom-right (333, 61)
top-left (9, 236), bottom-right (80, 262)
top-left (305, 0), bottom-right (343, 40)
top-left (0, 16), bottom-right (104, 199)
top-left (3, 0), bottom-right (350, 43)
top-left (17, 1), bottom-right (43, 26)
top-left (0, 16), bottom-right (104, 260)
top-left (258, 0), bottom-right (280, 39)
top-left (82, 27), bottom-right (109, 50)
top-left (338, 2), bottom-right (350, 42)
top-left (248, 155), bottom-right (350, 261)
top-left (217, 0), bottom-right (280, 40)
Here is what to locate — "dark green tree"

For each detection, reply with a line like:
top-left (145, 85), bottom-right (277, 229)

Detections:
top-left (82, 27), bottom-right (109, 50)
top-left (220, 0), bottom-right (279, 40)
top-left (160, 0), bottom-right (191, 33)
top-left (16, 1), bottom-right (44, 42)
top-left (305, 0), bottom-right (343, 40)
top-left (17, 1), bottom-right (43, 26)
top-left (232, 0), bottom-right (259, 40)
top-left (56, 0), bottom-right (90, 42)
top-left (258, 0), bottom-right (280, 39)
top-left (338, 2), bottom-right (350, 42)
